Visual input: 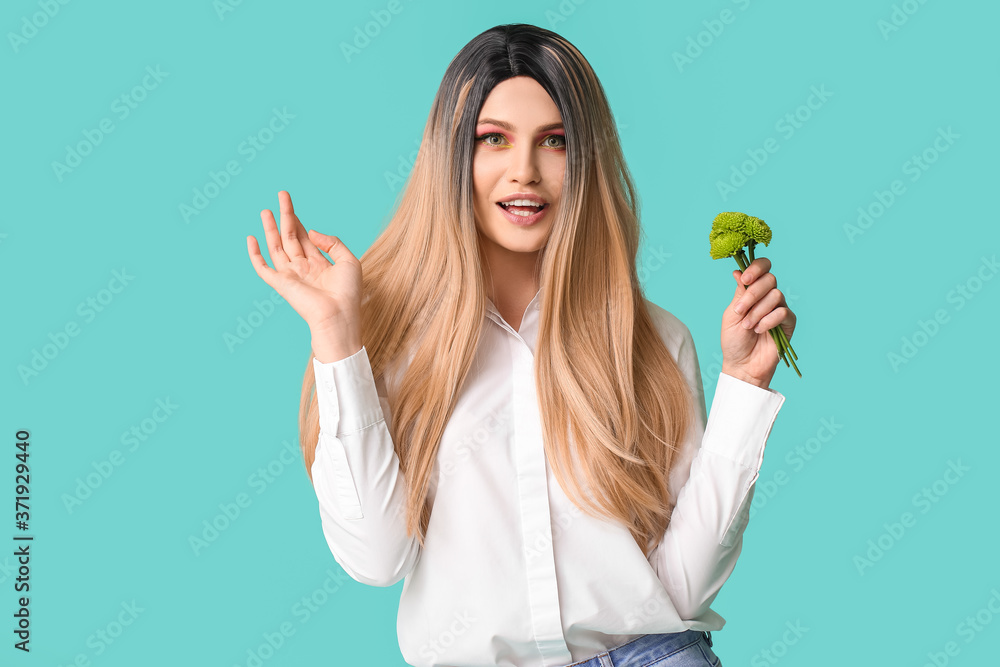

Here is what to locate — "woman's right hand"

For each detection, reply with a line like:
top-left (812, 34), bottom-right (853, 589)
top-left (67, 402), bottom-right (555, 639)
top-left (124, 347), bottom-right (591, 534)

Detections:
top-left (246, 191), bottom-right (362, 345)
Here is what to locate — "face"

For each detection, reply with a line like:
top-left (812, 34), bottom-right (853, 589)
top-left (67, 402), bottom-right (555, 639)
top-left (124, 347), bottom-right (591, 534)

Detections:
top-left (472, 76), bottom-right (566, 257)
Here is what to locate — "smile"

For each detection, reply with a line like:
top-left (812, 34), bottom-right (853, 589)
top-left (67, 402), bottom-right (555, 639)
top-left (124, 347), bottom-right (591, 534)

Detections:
top-left (496, 201), bottom-right (549, 226)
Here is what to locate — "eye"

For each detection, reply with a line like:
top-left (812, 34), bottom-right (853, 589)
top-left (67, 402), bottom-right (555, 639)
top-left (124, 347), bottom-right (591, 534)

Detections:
top-left (475, 132), bottom-right (509, 147)
top-left (542, 134), bottom-right (566, 149)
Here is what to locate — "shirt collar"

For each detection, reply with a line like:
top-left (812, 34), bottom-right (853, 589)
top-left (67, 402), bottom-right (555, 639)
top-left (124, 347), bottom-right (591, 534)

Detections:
top-left (485, 288), bottom-right (542, 351)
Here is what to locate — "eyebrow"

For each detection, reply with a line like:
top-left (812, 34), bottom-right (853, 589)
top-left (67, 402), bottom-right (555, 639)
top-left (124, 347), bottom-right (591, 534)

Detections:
top-left (476, 118), bottom-right (564, 134)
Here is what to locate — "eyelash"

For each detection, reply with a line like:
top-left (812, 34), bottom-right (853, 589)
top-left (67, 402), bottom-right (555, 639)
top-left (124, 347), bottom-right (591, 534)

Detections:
top-left (475, 133), bottom-right (566, 149)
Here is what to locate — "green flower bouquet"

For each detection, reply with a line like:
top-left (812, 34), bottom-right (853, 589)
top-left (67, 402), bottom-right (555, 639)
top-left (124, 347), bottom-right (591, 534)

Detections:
top-left (710, 211), bottom-right (800, 377)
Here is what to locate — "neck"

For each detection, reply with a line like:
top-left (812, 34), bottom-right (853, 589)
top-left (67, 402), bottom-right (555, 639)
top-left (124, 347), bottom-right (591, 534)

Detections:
top-left (478, 235), bottom-right (541, 326)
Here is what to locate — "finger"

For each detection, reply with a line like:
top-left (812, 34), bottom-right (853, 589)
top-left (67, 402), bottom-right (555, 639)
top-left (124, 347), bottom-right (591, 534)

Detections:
top-left (298, 226), bottom-right (327, 263)
top-left (278, 191), bottom-right (306, 259)
top-left (260, 208), bottom-right (289, 266)
top-left (246, 235), bottom-right (280, 289)
top-left (772, 293), bottom-right (796, 339)
top-left (740, 256), bottom-right (772, 287)
top-left (778, 308), bottom-right (796, 340)
top-left (741, 288), bottom-right (784, 332)
top-left (733, 271), bottom-right (776, 315)
top-left (309, 230), bottom-right (358, 265)
top-left (273, 207), bottom-right (326, 263)
top-left (755, 305), bottom-right (793, 335)
top-left (732, 271), bottom-right (750, 305)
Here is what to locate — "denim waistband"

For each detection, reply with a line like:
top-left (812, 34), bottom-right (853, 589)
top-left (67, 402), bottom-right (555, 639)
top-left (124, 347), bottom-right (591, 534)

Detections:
top-left (605, 629), bottom-right (708, 663)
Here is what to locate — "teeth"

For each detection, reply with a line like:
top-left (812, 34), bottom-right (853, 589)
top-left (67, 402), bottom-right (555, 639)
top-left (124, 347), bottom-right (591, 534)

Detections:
top-left (502, 199), bottom-right (543, 207)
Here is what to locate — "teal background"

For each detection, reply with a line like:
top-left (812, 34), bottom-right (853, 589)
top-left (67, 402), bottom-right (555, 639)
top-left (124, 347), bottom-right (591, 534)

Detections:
top-left (2, 0), bottom-right (998, 665)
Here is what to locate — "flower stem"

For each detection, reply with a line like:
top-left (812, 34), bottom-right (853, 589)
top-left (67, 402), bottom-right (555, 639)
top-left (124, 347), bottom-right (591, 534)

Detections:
top-left (741, 249), bottom-right (799, 370)
top-left (777, 328), bottom-right (798, 360)
top-left (775, 327), bottom-right (801, 377)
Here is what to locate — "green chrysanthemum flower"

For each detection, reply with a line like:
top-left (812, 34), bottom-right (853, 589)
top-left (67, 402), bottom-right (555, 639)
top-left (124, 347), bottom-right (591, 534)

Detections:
top-left (709, 230), bottom-right (748, 259)
top-left (711, 211), bottom-right (750, 237)
top-left (743, 216), bottom-right (772, 245)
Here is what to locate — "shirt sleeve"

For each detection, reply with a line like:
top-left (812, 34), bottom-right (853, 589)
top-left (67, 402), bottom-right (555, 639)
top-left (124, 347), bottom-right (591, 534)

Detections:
top-left (310, 345), bottom-right (420, 587)
top-left (647, 324), bottom-right (785, 622)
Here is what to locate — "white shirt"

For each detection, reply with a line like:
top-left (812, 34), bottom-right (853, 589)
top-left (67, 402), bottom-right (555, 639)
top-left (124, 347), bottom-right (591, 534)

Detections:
top-left (310, 289), bottom-right (785, 667)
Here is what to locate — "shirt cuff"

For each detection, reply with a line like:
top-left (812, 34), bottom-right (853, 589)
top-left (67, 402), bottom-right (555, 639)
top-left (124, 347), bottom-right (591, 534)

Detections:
top-left (312, 345), bottom-right (385, 436)
top-left (701, 372), bottom-right (786, 472)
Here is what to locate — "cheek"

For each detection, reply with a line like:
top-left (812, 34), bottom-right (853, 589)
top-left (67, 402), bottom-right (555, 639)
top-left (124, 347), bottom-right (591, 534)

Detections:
top-left (543, 156), bottom-right (566, 190)
top-left (471, 171), bottom-right (493, 226)
top-left (471, 158), bottom-right (492, 199)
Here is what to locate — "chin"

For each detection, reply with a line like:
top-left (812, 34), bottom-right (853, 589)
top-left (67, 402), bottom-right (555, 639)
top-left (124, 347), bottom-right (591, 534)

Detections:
top-left (488, 228), bottom-right (550, 254)
top-left (506, 241), bottom-right (547, 254)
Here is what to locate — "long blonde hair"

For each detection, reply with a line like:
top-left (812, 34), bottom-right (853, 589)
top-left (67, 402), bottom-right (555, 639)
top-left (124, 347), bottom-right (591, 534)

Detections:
top-left (298, 24), bottom-right (692, 558)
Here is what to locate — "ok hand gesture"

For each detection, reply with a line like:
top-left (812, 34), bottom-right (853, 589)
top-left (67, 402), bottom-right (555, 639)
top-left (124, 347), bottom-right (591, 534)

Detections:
top-left (246, 191), bottom-right (362, 348)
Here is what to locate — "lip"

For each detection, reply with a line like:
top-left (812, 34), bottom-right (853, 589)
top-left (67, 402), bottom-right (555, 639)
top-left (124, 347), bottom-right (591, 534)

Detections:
top-left (496, 201), bottom-right (549, 226)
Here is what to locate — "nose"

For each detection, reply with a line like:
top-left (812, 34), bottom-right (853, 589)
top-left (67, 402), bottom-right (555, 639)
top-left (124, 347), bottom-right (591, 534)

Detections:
top-left (506, 142), bottom-right (541, 185)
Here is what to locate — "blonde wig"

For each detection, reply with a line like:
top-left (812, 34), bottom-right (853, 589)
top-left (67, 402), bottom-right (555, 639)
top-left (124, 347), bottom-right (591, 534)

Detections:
top-left (299, 24), bottom-right (693, 558)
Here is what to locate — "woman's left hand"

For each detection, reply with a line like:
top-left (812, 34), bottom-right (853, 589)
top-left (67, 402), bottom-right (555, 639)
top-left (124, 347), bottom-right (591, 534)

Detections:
top-left (720, 256), bottom-right (796, 389)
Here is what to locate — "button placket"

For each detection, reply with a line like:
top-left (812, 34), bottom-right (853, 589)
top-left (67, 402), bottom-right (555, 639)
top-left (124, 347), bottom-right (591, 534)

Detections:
top-left (509, 337), bottom-right (571, 664)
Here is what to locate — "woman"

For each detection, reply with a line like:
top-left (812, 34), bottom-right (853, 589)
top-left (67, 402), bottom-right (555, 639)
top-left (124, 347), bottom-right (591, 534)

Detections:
top-left (246, 23), bottom-right (793, 667)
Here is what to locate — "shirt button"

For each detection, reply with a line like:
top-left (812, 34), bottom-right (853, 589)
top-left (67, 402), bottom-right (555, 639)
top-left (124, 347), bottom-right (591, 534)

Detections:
top-left (325, 381), bottom-right (334, 392)
top-left (535, 303), bottom-right (541, 310)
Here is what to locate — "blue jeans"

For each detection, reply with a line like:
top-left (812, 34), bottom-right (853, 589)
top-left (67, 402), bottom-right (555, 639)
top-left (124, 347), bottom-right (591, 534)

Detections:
top-left (559, 630), bottom-right (721, 667)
